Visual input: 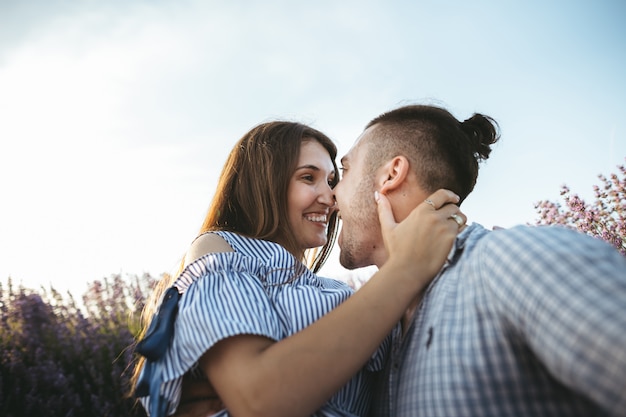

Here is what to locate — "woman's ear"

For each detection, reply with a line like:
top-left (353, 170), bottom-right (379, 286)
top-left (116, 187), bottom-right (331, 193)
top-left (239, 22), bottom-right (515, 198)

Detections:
top-left (378, 156), bottom-right (410, 195)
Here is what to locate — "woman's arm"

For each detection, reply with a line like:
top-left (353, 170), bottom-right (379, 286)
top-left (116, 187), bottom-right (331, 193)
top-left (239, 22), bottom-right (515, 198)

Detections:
top-left (197, 189), bottom-right (462, 417)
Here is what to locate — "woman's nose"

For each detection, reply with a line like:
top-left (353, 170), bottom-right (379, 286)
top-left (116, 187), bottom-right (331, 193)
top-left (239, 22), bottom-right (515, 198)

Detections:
top-left (319, 184), bottom-right (335, 207)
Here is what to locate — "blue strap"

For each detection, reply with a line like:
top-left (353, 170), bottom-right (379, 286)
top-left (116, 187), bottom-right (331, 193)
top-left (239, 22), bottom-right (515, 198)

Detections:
top-left (136, 287), bottom-right (181, 360)
top-left (134, 286), bottom-right (181, 417)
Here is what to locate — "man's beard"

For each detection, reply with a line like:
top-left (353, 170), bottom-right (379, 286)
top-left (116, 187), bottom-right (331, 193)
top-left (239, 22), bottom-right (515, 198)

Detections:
top-left (338, 178), bottom-right (379, 270)
top-left (338, 233), bottom-right (363, 270)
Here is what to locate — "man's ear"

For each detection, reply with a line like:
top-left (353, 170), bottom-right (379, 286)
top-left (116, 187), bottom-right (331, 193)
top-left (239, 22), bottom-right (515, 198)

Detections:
top-left (378, 156), bottom-right (410, 195)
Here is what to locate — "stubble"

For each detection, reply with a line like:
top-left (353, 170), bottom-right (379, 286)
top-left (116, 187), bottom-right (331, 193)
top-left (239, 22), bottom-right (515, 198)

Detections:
top-left (338, 174), bottom-right (380, 270)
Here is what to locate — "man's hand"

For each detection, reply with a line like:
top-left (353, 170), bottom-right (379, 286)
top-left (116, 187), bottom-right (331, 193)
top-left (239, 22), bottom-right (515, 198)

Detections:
top-left (171, 377), bottom-right (224, 417)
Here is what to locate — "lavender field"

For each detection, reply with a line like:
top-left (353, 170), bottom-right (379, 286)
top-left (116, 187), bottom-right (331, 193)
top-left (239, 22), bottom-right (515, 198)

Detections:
top-left (0, 274), bottom-right (158, 417)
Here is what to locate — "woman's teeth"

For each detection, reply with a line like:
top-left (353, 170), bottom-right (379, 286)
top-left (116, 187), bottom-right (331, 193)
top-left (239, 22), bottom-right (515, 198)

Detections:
top-left (305, 214), bottom-right (327, 222)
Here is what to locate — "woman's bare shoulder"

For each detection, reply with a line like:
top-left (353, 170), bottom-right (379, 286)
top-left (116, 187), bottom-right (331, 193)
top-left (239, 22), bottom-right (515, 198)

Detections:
top-left (184, 233), bottom-right (235, 267)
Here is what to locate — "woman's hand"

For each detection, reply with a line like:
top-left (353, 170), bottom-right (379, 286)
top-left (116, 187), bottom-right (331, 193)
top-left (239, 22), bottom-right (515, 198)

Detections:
top-left (171, 189), bottom-right (466, 417)
top-left (377, 188), bottom-right (465, 282)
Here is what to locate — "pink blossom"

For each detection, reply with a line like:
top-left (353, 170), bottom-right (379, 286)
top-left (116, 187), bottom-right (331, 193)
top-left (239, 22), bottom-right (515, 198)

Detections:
top-left (534, 158), bottom-right (626, 256)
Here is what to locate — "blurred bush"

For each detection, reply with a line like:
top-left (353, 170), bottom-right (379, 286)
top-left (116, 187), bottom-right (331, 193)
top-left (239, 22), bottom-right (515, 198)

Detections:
top-left (0, 273), bottom-right (159, 417)
top-left (535, 160), bottom-right (625, 256)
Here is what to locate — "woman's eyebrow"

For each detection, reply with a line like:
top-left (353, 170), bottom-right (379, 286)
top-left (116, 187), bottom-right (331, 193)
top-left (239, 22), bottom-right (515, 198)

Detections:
top-left (295, 164), bottom-right (321, 171)
top-left (295, 165), bottom-right (336, 176)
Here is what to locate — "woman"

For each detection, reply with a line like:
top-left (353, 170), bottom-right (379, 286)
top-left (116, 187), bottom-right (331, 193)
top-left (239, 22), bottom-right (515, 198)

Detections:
top-left (131, 121), bottom-right (463, 417)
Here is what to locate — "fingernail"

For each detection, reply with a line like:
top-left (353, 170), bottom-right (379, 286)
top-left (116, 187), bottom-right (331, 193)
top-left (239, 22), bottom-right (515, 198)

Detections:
top-left (374, 191), bottom-right (380, 202)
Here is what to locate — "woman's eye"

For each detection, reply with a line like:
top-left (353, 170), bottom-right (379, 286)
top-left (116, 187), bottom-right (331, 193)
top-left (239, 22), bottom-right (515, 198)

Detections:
top-left (302, 174), bottom-right (314, 182)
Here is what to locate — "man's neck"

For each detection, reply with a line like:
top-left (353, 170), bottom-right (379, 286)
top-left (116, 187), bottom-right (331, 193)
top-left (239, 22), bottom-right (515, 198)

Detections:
top-left (401, 291), bottom-right (424, 336)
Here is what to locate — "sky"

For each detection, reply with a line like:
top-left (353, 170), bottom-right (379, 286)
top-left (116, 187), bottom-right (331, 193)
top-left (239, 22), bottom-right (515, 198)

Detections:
top-left (1, 0), bottom-right (625, 297)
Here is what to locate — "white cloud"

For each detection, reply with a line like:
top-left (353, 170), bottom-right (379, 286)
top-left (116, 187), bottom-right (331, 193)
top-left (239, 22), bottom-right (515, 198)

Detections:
top-left (1, 0), bottom-right (625, 295)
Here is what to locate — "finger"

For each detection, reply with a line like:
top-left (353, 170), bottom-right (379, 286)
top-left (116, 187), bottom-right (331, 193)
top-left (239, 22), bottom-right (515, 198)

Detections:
top-left (174, 400), bottom-right (224, 417)
top-left (375, 191), bottom-right (397, 230)
top-left (439, 204), bottom-right (467, 228)
top-left (423, 198), bottom-right (436, 208)
top-left (448, 213), bottom-right (465, 228)
top-left (422, 189), bottom-right (460, 209)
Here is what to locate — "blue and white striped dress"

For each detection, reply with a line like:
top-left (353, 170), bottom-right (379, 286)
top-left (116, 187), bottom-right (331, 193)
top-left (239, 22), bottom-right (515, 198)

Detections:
top-left (145, 231), bottom-right (388, 416)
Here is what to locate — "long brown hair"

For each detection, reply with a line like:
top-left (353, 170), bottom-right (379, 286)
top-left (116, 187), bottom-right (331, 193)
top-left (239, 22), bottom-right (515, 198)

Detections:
top-left (197, 121), bottom-right (339, 266)
top-left (130, 121), bottom-right (339, 395)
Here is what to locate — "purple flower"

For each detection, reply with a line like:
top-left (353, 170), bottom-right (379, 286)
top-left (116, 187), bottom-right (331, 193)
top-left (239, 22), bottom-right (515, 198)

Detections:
top-left (534, 157), bottom-right (626, 256)
top-left (1, 273), bottom-right (158, 416)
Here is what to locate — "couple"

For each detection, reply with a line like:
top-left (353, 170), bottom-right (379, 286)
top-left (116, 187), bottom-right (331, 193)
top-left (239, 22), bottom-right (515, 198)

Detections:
top-left (132, 104), bottom-right (626, 417)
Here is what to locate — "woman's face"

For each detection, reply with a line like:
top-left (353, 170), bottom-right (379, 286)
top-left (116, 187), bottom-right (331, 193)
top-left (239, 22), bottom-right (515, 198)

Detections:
top-left (284, 139), bottom-right (336, 252)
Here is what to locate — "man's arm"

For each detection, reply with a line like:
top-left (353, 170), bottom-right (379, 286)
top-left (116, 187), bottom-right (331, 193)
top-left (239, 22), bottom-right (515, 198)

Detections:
top-left (485, 226), bottom-right (626, 415)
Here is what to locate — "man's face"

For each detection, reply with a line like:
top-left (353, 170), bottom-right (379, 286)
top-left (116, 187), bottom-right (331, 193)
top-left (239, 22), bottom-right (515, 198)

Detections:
top-left (334, 128), bottom-right (385, 269)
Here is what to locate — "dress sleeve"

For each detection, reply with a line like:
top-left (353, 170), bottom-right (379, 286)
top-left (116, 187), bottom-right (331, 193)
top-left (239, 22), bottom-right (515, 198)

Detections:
top-left (163, 253), bottom-right (283, 380)
top-left (480, 225), bottom-right (626, 415)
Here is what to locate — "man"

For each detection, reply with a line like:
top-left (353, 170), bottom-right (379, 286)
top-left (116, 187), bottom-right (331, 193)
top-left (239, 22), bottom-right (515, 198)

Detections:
top-left (334, 104), bottom-right (626, 416)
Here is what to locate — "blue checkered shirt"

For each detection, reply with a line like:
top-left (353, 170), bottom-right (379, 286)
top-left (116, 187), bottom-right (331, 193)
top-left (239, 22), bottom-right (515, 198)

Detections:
top-left (370, 223), bottom-right (626, 417)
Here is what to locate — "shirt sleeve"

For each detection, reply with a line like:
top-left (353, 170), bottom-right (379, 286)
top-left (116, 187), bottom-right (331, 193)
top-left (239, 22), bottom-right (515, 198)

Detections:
top-left (163, 253), bottom-right (283, 380)
top-left (480, 225), bottom-right (626, 415)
